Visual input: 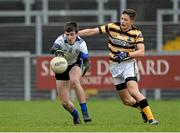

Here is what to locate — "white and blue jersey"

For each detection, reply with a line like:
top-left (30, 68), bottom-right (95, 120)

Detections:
top-left (51, 34), bottom-right (89, 65)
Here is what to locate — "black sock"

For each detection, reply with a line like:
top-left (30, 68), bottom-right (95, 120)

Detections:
top-left (132, 102), bottom-right (139, 108)
top-left (138, 99), bottom-right (149, 109)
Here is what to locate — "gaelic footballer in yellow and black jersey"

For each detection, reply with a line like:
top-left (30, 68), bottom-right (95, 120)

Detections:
top-left (98, 22), bottom-right (144, 63)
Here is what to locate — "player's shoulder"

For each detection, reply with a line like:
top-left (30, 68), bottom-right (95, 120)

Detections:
top-left (131, 25), bottom-right (143, 35)
top-left (132, 25), bottom-right (142, 32)
top-left (54, 34), bottom-right (64, 44)
top-left (56, 34), bottom-right (64, 40)
top-left (76, 36), bottom-right (85, 44)
top-left (105, 22), bottom-right (121, 31)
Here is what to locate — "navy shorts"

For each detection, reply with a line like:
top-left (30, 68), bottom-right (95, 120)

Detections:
top-left (55, 62), bottom-right (81, 80)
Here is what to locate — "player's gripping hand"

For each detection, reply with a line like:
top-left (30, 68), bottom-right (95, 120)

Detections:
top-left (54, 49), bottom-right (64, 57)
top-left (50, 48), bottom-right (64, 57)
top-left (83, 62), bottom-right (89, 76)
top-left (114, 51), bottom-right (129, 62)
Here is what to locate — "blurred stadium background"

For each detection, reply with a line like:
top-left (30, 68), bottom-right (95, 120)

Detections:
top-left (0, 0), bottom-right (180, 101)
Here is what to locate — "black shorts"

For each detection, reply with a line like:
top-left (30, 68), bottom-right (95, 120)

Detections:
top-left (116, 77), bottom-right (137, 91)
top-left (55, 61), bottom-right (81, 80)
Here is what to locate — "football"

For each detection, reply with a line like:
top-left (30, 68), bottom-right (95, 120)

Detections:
top-left (50, 56), bottom-right (68, 74)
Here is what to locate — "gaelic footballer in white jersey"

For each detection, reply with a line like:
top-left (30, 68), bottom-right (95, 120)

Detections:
top-left (50, 22), bottom-right (92, 125)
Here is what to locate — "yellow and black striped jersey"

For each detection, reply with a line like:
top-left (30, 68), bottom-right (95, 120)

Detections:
top-left (98, 22), bottom-right (144, 63)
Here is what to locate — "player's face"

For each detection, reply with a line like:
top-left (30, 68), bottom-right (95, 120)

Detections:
top-left (120, 14), bottom-right (134, 31)
top-left (65, 31), bottom-right (77, 45)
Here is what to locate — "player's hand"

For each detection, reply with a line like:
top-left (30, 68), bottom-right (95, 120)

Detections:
top-left (79, 58), bottom-right (89, 76)
top-left (54, 49), bottom-right (64, 57)
top-left (82, 66), bottom-right (88, 76)
top-left (114, 51), bottom-right (129, 62)
top-left (83, 62), bottom-right (89, 76)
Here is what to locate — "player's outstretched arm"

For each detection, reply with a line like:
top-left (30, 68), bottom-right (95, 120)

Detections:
top-left (78, 27), bottom-right (99, 36)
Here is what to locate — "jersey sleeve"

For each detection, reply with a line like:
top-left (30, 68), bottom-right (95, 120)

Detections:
top-left (52, 35), bottom-right (64, 49)
top-left (98, 24), bottom-right (108, 34)
top-left (136, 30), bottom-right (144, 44)
top-left (99, 23), bottom-right (114, 34)
top-left (78, 41), bottom-right (89, 76)
top-left (79, 41), bottom-right (89, 59)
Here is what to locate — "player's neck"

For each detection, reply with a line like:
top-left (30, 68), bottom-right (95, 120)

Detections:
top-left (121, 25), bottom-right (132, 32)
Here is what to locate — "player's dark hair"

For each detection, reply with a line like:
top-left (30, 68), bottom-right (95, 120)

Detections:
top-left (64, 22), bottom-right (79, 33)
top-left (122, 9), bottom-right (136, 20)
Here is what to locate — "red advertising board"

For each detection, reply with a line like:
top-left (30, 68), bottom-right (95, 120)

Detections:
top-left (137, 55), bottom-right (180, 89)
top-left (36, 56), bottom-right (56, 90)
top-left (36, 55), bottom-right (180, 90)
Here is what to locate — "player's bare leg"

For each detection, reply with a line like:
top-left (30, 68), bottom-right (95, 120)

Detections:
top-left (127, 80), bottom-right (159, 125)
top-left (56, 80), bottom-right (81, 124)
top-left (118, 89), bottom-right (137, 106)
top-left (70, 66), bottom-right (86, 103)
top-left (117, 88), bottom-right (148, 122)
top-left (69, 66), bottom-right (92, 123)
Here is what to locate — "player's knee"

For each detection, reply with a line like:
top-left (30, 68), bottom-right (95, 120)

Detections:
top-left (122, 98), bottom-right (134, 106)
top-left (71, 78), bottom-right (80, 86)
top-left (62, 101), bottom-right (70, 109)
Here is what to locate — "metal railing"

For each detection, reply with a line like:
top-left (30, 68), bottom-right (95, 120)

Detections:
top-left (156, 9), bottom-right (180, 52)
top-left (156, 0), bottom-right (180, 52)
top-left (0, 51), bottom-right (31, 101)
top-left (0, 0), bottom-right (117, 25)
top-left (0, 0), bottom-right (117, 55)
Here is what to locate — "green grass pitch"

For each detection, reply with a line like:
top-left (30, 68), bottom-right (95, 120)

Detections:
top-left (0, 99), bottom-right (180, 132)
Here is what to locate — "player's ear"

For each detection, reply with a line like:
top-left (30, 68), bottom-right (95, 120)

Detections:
top-left (131, 20), bottom-right (134, 25)
top-left (76, 31), bottom-right (79, 36)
